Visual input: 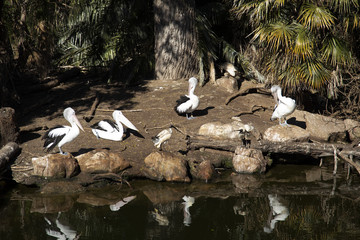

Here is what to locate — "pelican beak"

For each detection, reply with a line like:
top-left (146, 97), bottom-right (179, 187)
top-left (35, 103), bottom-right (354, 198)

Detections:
top-left (73, 115), bottom-right (84, 132)
top-left (272, 92), bottom-right (278, 104)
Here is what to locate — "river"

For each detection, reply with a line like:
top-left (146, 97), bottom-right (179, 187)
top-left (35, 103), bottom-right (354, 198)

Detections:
top-left (1, 163), bottom-right (360, 240)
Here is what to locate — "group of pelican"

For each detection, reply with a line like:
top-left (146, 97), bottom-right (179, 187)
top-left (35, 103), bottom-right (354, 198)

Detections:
top-left (42, 77), bottom-right (295, 155)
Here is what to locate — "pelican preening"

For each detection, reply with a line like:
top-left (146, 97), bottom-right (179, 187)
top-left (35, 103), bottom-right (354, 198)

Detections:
top-left (270, 85), bottom-right (296, 126)
top-left (91, 110), bottom-right (138, 141)
top-left (42, 107), bottom-right (84, 155)
top-left (152, 126), bottom-right (173, 149)
top-left (219, 62), bottom-right (238, 77)
top-left (175, 77), bottom-right (199, 120)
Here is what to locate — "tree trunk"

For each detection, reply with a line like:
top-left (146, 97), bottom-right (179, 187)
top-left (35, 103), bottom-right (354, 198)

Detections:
top-left (0, 108), bottom-right (18, 148)
top-left (154, 0), bottom-right (198, 80)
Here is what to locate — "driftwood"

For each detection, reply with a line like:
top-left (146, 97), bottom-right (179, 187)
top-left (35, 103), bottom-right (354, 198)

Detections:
top-left (225, 84), bottom-right (268, 105)
top-left (187, 135), bottom-right (360, 173)
top-left (84, 92), bottom-right (101, 122)
top-left (0, 142), bottom-right (20, 174)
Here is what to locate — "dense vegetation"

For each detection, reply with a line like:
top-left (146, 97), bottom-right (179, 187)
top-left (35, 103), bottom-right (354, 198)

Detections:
top-left (0, 0), bottom-right (359, 119)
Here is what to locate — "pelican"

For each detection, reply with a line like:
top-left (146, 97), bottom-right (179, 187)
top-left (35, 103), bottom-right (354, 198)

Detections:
top-left (152, 126), bottom-right (173, 149)
top-left (270, 85), bottom-right (296, 126)
top-left (42, 107), bottom-right (84, 155)
top-left (91, 110), bottom-right (138, 141)
top-left (175, 77), bottom-right (199, 119)
top-left (219, 62), bottom-right (238, 77)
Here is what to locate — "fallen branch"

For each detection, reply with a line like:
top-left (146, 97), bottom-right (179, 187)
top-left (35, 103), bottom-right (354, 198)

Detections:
top-left (0, 142), bottom-right (20, 173)
top-left (225, 84), bottom-right (267, 105)
top-left (233, 105), bottom-right (269, 117)
top-left (188, 135), bottom-right (360, 162)
top-left (84, 92), bottom-right (101, 122)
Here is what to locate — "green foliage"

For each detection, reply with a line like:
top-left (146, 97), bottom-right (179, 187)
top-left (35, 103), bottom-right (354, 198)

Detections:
top-left (57, 0), bottom-right (154, 83)
top-left (230, 0), bottom-right (359, 93)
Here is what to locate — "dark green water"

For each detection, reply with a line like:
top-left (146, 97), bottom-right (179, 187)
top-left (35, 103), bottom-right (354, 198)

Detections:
top-left (1, 164), bottom-right (360, 240)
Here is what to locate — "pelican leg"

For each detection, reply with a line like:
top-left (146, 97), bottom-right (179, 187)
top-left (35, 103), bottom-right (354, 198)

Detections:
top-left (59, 146), bottom-right (67, 155)
top-left (186, 113), bottom-right (195, 120)
top-left (279, 118), bottom-right (289, 127)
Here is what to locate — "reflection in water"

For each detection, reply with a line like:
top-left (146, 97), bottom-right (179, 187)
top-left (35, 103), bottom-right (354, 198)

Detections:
top-left (150, 208), bottom-right (170, 226)
top-left (182, 195), bottom-right (195, 226)
top-left (264, 194), bottom-right (290, 233)
top-left (44, 212), bottom-right (79, 240)
top-left (109, 195), bottom-right (136, 211)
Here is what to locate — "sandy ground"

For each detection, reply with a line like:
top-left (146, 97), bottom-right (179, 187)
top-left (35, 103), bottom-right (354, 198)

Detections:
top-left (13, 72), bottom-right (277, 182)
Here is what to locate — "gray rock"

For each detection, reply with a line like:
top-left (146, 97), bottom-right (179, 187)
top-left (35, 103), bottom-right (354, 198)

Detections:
top-left (263, 125), bottom-right (310, 142)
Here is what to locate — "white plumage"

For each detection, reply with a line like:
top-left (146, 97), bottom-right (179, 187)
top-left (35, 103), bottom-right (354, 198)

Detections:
top-left (42, 107), bottom-right (84, 155)
top-left (152, 127), bottom-right (173, 149)
top-left (175, 77), bottom-right (199, 120)
top-left (91, 110), bottom-right (138, 141)
top-left (219, 62), bottom-right (238, 77)
top-left (270, 85), bottom-right (296, 126)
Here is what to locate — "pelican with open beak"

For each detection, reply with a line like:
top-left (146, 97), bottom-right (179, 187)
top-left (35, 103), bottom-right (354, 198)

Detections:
top-left (91, 110), bottom-right (138, 141)
top-left (42, 107), bottom-right (84, 155)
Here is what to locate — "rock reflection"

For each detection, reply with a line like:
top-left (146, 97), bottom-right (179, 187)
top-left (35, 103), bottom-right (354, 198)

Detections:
top-left (44, 212), bottom-right (80, 240)
top-left (264, 194), bottom-right (289, 233)
top-left (182, 195), bottom-right (195, 226)
top-left (31, 195), bottom-right (75, 213)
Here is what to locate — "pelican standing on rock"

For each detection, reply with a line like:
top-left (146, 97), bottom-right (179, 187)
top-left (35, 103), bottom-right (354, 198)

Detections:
top-left (175, 77), bottom-right (199, 120)
top-left (91, 110), bottom-right (138, 141)
top-left (152, 126), bottom-right (173, 150)
top-left (42, 107), bottom-right (84, 155)
top-left (270, 85), bottom-right (296, 126)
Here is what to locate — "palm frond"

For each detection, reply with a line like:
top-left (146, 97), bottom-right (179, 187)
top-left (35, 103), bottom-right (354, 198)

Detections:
top-left (292, 24), bottom-right (314, 61)
top-left (298, 3), bottom-right (335, 31)
top-left (321, 36), bottom-right (352, 66)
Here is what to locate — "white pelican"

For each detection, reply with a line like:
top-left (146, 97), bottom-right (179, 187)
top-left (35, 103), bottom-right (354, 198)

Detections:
top-left (91, 110), bottom-right (138, 141)
top-left (270, 85), bottom-right (296, 126)
top-left (152, 126), bottom-right (173, 149)
top-left (175, 77), bottom-right (199, 119)
top-left (42, 107), bottom-right (84, 155)
top-left (264, 194), bottom-right (289, 233)
top-left (219, 62), bottom-right (238, 77)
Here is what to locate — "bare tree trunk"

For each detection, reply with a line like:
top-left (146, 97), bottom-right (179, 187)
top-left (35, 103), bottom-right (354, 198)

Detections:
top-left (154, 0), bottom-right (198, 80)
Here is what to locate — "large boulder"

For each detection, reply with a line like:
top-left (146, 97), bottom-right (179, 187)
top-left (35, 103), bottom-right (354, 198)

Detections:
top-left (76, 149), bottom-right (130, 174)
top-left (190, 160), bottom-right (215, 182)
top-left (344, 119), bottom-right (360, 142)
top-left (263, 125), bottom-right (310, 142)
top-left (216, 76), bottom-right (238, 93)
top-left (32, 154), bottom-right (80, 178)
top-left (143, 151), bottom-right (190, 182)
top-left (232, 147), bottom-right (267, 173)
top-left (198, 121), bottom-right (253, 139)
top-left (291, 110), bottom-right (347, 142)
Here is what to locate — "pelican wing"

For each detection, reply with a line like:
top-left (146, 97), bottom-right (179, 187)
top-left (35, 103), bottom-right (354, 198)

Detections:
top-left (91, 119), bottom-right (119, 132)
top-left (42, 125), bottom-right (70, 151)
top-left (175, 95), bottom-right (192, 113)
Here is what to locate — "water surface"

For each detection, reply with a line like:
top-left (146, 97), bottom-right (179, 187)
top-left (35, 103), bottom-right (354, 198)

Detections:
top-left (1, 164), bottom-right (360, 240)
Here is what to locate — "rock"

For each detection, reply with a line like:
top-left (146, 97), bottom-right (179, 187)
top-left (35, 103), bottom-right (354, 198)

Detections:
top-left (76, 149), bottom-right (130, 174)
top-left (232, 147), bottom-right (266, 173)
top-left (32, 154), bottom-right (80, 178)
top-left (291, 110), bottom-right (347, 142)
top-left (198, 121), bottom-right (253, 139)
top-left (263, 125), bottom-right (310, 142)
top-left (344, 119), bottom-right (360, 142)
top-left (190, 160), bottom-right (215, 182)
top-left (143, 151), bottom-right (190, 182)
top-left (41, 181), bottom-right (85, 194)
top-left (216, 76), bottom-right (238, 93)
